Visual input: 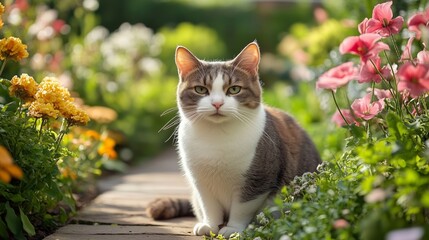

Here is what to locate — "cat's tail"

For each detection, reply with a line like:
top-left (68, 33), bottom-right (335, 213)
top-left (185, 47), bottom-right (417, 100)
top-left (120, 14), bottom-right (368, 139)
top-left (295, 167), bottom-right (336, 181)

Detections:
top-left (146, 197), bottom-right (194, 220)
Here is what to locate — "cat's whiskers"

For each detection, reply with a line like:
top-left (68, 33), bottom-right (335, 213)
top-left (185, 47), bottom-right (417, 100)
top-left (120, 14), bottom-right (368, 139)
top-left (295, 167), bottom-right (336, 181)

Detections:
top-left (161, 106), bottom-right (201, 143)
top-left (161, 107), bottom-right (179, 117)
top-left (223, 106), bottom-right (276, 147)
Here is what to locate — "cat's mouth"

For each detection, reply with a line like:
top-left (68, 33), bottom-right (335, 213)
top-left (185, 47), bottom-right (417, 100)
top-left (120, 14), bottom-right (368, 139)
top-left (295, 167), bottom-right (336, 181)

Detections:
top-left (211, 112), bottom-right (226, 117)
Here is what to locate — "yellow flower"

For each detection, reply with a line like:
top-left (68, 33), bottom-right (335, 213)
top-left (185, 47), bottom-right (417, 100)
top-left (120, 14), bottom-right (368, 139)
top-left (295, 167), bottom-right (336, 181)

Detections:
top-left (0, 37), bottom-right (29, 61)
top-left (69, 108), bottom-right (90, 126)
top-left (9, 73), bottom-right (38, 103)
top-left (58, 100), bottom-right (90, 126)
top-left (27, 99), bottom-right (60, 119)
top-left (0, 146), bottom-right (23, 183)
top-left (35, 77), bottom-right (72, 106)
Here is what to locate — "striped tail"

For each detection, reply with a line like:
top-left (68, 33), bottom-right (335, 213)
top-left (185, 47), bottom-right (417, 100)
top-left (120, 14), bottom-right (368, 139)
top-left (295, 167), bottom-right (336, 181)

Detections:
top-left (146, 198), bottom-right (194, 220)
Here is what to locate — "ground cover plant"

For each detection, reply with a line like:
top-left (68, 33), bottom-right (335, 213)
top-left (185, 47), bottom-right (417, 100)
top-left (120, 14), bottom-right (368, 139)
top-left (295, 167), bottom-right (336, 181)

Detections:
top-left (208, 1), bottom-right (429, 239)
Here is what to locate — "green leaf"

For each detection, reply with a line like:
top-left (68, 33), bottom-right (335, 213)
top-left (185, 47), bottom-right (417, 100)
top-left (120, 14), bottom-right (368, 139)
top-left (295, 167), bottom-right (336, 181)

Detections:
top-left (19, 208), bottom-right (35, 236)
top-left (421, 191), bottom-right (429, 207)
top-left (5, 202), bottom-right (22, 235)
top-left (386, 112), bottom-right (407, 140)
top-left (0, 219), bottom-right (9, 239)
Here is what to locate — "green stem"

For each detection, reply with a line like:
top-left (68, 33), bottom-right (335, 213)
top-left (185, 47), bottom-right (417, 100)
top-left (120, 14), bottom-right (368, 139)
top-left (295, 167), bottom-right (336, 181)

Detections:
top-left (54, 120), bottom-right (70, 154)
top-left (331, 90), bottom-right (350, 127)
top-left (382, 51), bottom-right (402, 118)
top-left (389, 34), bottom-right (401, 59)
top-left (38, 118), bottom-right (45, 142)
top-left (0, 59), bottom-right (7, 76)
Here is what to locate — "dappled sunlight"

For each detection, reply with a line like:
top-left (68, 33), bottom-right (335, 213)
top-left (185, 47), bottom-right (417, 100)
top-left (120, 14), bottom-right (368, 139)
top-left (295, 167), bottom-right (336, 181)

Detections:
top-left (0, 0), bottom-right (428, 239)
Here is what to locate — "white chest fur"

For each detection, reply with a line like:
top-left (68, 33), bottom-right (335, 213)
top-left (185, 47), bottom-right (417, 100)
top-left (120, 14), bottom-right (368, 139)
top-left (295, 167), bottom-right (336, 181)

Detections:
top-left (177, 106), bottom-right (266, 210)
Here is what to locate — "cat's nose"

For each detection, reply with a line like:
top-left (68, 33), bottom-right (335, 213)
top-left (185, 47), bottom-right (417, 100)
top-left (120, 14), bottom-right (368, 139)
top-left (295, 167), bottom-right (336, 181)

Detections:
top-left (212, 102), bottom-right (224, 110)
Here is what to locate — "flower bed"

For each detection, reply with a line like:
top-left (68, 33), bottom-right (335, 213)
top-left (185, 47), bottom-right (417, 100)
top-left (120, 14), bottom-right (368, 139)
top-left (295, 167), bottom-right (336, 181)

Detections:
top-left (210, 1), bottom-right (429, 239)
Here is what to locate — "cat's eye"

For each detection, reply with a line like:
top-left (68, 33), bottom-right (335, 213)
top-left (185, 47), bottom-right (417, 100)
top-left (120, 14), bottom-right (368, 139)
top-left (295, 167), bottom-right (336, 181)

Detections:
top-left (194, 86), bottom-right (208, 95)
top-left (227, 86), bottom-right (241, 95)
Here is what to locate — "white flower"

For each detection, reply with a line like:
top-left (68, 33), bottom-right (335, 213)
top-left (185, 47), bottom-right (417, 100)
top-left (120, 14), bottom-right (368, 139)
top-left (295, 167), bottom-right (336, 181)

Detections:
top-left (364, 188), bottom-right (386, 203)
top-left (279, 235), bottom-right (291, 240)
top-left (85, 26), bottom-right (109, 45)
top-left (83, 0), bottom-right (99, 11)
top-left (386, 227), bottom-right (423, 240)
top-left (8, 8), bottom-right (22, 26)
top-left (139, 57), bottom-right (162, 75)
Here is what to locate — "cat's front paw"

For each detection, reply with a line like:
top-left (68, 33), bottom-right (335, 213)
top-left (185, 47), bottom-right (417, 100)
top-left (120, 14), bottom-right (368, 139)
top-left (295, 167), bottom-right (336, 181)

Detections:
top-left (193, 222), bottom-right (219, 236)
top-left (219, 225), bottom-right (245, 238)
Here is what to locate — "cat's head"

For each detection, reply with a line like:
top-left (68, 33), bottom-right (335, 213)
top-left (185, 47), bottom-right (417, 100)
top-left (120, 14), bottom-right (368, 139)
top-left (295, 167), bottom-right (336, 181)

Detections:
top-left (175, 42), bottom-right (262, 124)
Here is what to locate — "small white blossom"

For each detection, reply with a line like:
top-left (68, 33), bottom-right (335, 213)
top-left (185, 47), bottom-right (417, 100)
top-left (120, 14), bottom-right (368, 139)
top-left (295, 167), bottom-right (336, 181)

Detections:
top-left (364, 188), bottom-right (386, 203)
top-left (279, 235), bottom-right (291, 240)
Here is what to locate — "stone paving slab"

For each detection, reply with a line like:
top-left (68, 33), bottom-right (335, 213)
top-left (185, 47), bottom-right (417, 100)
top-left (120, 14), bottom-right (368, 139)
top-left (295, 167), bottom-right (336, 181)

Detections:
top-left (44, 149), bottom-right (200, 240)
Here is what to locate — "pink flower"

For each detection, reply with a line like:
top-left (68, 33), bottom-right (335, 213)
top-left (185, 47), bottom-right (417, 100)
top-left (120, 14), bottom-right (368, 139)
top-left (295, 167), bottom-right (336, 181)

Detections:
top-left (408, 8), bottom-right (429, 39)
top-left (366, 1), bottom-right (404, 37)
top-left (12, 0), bottom-right (29, 11)
top-left (351, 93), bottom-right (385, 120)
top-left (316, 62), bottom-right (358, 91)
top-left (339, 33), bottom-right (390, 62)
top-left (400, 37), bottom-right (415, 62)
top-left (397, 62), bottom-right (429, 97)
top-left (358, 57), bottom-right (390, 83)
top-left (417, 50), bottom-right (429, 64)
top-left (372, 88), bottom-right (392, 100)
top-left (331, 109), bottom-right (358, 127)
top-left (333, 219), bottom-right (350, 229)
top-left (358, 18), bottom-right (370, 34)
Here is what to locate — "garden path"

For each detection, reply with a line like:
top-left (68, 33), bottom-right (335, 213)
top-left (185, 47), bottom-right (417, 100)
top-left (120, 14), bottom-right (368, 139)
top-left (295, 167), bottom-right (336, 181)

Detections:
top-left (44, 149), bottom-right (200, 240)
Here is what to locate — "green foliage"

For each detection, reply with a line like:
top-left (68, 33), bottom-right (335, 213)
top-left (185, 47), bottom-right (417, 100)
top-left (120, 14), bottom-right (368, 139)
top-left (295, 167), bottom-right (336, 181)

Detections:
top-left (159, 22), bottom-right (227, 75)
top-left (0, 102), bottom-right (74, 238)
top-left (97, 0), bottom-right (315, 55)
top-left (263, 82), bottom-right (346, 155)
top-left (279, 19), bottom-right (356, 67)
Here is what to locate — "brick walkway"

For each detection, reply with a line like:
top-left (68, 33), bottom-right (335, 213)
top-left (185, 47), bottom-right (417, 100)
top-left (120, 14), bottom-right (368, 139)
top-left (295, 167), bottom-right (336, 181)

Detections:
top-left (44, 149), bottom-right (200, 240)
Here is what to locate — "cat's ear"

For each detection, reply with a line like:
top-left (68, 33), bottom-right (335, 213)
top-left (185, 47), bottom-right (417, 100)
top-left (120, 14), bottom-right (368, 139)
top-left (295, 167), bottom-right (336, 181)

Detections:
top-left (233, 42), bottom-right (260, 75)
top-left (175, 46), bottom-right (201, 78)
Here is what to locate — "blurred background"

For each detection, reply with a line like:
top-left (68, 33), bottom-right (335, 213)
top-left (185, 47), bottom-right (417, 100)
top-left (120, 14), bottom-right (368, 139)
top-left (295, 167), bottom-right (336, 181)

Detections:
top-left (1, 0), bottom-right (411, 164)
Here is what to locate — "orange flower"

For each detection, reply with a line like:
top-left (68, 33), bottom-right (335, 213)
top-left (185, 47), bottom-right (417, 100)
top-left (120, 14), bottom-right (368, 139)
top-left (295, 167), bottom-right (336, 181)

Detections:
top-left (0, 37), bottom-right (29, 61)
top-left (0, 146), bottom-right (23, 183)
top-left (85, 130), bottom-right (100, 140)
top-left (83, 106), bottom-right (117, 124)
top-left (98, 137), bottom-right (117, 159)
top-left (0, 3), bottom-right (4, 29)
top-left (60, 167), bottom-right (77, 180)
top-left (0, 3), bottom-right (4, 15)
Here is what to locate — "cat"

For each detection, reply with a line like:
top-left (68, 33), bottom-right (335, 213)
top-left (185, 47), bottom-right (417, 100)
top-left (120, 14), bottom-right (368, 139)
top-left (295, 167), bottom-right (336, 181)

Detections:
top-left (147, 41), bottom-right (321, 237)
